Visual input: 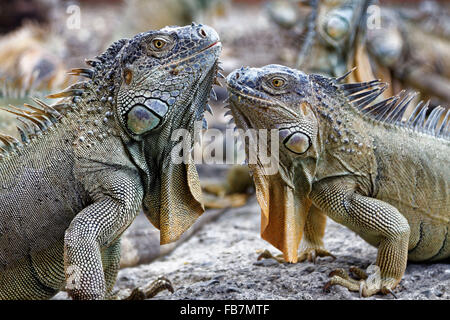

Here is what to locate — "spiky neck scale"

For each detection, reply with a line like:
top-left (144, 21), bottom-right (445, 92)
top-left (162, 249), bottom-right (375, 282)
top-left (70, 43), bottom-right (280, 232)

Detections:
top-left (309, 74), bottom-right (376, 159)
top-left (0, 37), bottom-right (130, 161)
top-left (310, 70), bottom-right (450, 160)
top-left (335, 69), bottom-right (449, 140)
top-left (0, 23), bottom-right (224, 164)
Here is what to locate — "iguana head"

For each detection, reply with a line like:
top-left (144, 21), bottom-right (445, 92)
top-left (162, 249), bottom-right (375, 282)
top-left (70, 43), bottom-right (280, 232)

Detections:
top-left (227, 64), bottom-right (319, 170)
top-left (110, 24), bottom-right (221, 244)
top-left (114, 23), bottom-right (221, 139)
top-left (226, 64), bottom-right (322, 262)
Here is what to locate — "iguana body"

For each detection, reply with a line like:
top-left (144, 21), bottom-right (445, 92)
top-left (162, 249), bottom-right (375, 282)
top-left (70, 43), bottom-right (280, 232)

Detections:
top-left (226, 64), bottom-right (449, 296)
top-left (0, 24), bottom-right (221, 299)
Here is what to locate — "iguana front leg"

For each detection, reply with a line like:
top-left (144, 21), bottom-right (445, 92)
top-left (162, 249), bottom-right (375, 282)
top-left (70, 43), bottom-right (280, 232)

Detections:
top-left (257, 205), bottom-right (335, 263)
top-left (311, 180), bottom-right (410, 297)
top-left (64, 171), bottom-right (143, 300)
top-left (298, 205), bottom-right (335, 262)
top-left (102, 239), bottom-right (174, 300)
top-left (102, 239), bottom-right (122, 298)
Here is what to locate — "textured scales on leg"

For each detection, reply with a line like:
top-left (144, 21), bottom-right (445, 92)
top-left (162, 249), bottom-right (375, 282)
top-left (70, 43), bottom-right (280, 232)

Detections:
top-left (225, 65), bottom-right (449, 297)
top-left (297, 206), bottom-right (336, 263)
top-left (0, 24), bottom-right (222, 300)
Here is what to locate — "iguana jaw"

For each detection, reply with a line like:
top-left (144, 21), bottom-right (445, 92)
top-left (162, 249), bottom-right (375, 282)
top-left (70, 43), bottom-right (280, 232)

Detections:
top-left (166, 41), bottom-right (221, 68)
top-left (143, 49), bottom-right (221, 245)
top-left (113, 24), bottom-right (222, 245)
top-left (226, 79), bottom-right (307, 263)
top-left (226, 102), bottom-right (304, 262)
top-left (251, 166), bottom-right (307, 263)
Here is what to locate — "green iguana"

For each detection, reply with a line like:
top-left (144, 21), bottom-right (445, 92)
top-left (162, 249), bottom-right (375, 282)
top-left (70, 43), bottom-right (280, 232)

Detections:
top-left (0, 23), bottom-right (222, 300)
top-left (225, 64), bottom-right (449, 297)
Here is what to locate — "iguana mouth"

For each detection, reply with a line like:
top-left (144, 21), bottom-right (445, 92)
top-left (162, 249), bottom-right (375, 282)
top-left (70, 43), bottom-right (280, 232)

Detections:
top-left (202, 41), bottom-right (221, 51)
top-left (227, 85), bottom-right (276, 108)
top-left (168, 41), bottom-right (222, 67)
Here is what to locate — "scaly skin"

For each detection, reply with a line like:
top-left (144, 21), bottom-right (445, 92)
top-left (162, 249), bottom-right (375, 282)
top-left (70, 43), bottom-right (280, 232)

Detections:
top-left (226, 64), bottom-right (449, 297)
top-left (0, 24), bottom-right (222, 300)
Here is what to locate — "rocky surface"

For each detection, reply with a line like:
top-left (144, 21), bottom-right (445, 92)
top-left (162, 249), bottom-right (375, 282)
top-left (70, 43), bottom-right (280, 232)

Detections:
top-left (113, 197), bottom-right (450, 300)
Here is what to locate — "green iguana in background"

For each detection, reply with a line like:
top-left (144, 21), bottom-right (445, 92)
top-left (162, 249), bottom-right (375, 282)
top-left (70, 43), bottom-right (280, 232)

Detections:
top-left (0, 23), bottom-right (222, 300)
top-left (225, 64), bottom-right (449, 297)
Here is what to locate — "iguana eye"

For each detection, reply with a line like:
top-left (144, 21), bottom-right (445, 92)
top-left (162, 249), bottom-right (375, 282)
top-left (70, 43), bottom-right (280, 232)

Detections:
top-left (152, 38), bottom-right (167, 50)
top-left (262, 75), bottom-right (289, 94)
top-left (271, 78), bottom-right (285, 88)
top-left (146, 36), bottom-right (174, 57)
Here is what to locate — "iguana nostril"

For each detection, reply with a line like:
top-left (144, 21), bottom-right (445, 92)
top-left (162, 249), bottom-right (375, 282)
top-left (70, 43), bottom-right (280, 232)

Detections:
top-left (235, 72), bottom-right (240, 80)
top-left (199, 28), bottom-right (207, 38)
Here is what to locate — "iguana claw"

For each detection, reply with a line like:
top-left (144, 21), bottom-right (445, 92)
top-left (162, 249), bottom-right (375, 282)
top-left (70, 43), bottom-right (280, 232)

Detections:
top-left (124, 276), bottom-right (174, 300)
top-left (257, 248), bottom-right (335, 264)
top-left (324, 265), bottom-right (398, 298)
top-left (256, 249), bottom-right (286, 263)
top-left (298, 248), bottom-right (336, 263)
top-left (385, 288), bottom-right (398, 299)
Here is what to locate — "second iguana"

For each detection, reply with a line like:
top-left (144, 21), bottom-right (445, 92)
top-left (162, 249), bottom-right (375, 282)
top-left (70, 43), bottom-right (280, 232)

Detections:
top-left (225, 64), bottom-right (449, 297)
top-left (0, 23), bottom-right (222, 300)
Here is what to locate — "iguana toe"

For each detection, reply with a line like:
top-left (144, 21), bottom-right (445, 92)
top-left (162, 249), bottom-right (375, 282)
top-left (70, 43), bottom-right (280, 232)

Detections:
top-left (328, 268), bottom-right (351, 279)
top-left (124, 276), bottom-right (174, 300)
top-left (257, 248), bottom-right (335, 264)
top-left (298, 248), bottom-right (336, 263)
top-left (349, 266), bottom-right (368, 280)
top-left (324, 275), bottom-right (361, 292)
top-left (256, 249), bottom-right (286, 263)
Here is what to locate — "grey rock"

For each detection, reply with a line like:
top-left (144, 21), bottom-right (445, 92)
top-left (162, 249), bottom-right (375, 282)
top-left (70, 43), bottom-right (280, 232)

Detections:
top-left (420, 290), bottom-right (434, 298)
top-left (253, 258), bottom-right (279, 267)
top-left (443, 269), bottom-right (450, 281)
top-left (68, 197), bottom-right (448, 300)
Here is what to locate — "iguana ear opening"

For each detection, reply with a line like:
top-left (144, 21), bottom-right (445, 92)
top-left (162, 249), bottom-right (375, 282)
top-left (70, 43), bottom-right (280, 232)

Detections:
top-left (251, 165), bottom-right (311, 263)
top-left (144, 156), bottom-right (204, 244)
